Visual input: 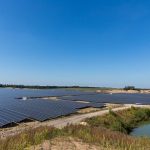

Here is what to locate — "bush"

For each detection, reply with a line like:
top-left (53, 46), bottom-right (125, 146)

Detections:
top-left (86, 108), bottom-right (150, 134)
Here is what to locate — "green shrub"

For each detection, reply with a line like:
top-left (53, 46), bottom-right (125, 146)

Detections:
top-left (86, 108), bottom-right (150, 134)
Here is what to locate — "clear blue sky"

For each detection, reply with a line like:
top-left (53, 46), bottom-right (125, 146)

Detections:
top-left (0, 0), bottom-right (150, 88)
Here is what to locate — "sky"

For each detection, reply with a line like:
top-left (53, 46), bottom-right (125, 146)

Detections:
top-left (0, 0), bottom-right (150, 88)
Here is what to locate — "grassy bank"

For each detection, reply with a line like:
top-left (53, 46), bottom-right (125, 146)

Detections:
top-left (86, 107), bottom-right (150, 134)
top-left (1, 107), bottom-right (150, 150)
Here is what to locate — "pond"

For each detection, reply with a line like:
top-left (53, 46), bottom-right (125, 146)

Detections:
top-left (130, 123), bottom-right (150, 137)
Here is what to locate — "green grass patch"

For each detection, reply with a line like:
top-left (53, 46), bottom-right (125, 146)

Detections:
top-left (86, 107), bottom-right (150, 134)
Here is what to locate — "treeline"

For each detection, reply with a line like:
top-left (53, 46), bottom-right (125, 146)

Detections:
top-left (0, 84), bottom-right (149, 90)
top-left (0, 84), bottom-right (97, 89)
top-left (123, 86), bottom-right (150, 91)
top-left (124, 86), bottom-right (136, 90)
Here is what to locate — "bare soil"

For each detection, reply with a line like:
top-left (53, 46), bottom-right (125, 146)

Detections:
top-left (97, 89), bottom-right (150, 94)
top-left (77, 107), bottom-right (101, 113)
top-left (29, 137), bottom-right (112, 150)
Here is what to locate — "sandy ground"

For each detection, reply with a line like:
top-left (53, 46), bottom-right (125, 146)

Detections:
top-left (77, 107), bottom-right (101, 113)
top-left (29, 137), bottom-right (114, 150)
top-left (1, 104), bottom-right (147, 139)
top-left (96, 89), bottom-right (150, 94)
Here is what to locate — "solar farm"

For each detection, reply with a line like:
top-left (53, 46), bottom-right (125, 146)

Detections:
top-left (1, 88), bottom-right (150, 127)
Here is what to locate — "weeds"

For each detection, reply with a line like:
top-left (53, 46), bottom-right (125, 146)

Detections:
top-left (1, 107), bottom-right (150, 150)
top-left (86, 107), bottom-right (150, 134)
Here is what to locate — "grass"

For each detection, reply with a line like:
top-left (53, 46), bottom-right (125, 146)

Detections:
top-left (1, 107), bottom-right (150, 150)
top-left (64, 87), bottom-right (117, 92)
top-left (86, 107), bottom-right (150, 134)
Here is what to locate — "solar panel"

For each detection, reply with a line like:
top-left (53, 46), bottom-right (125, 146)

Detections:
top-left (0, 96), bottom-right (105, 126)
top-left (62, 93), bottom-right (150, 104)
top-left (1, 88), bottom-right (150, 127)
top-left (0, 88), bottom-right (94, 99)
top-left (0, 107), bottom-right (29, 127)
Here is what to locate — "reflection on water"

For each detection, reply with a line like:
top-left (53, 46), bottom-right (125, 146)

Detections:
top-left (130, 124), bottom-right (150, 137)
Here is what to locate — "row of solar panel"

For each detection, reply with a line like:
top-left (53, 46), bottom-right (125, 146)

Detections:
top-left (61, 93), bottom-right (150, 105)
top-left (0, 88), bottom-right (95, 99)
top-left (0, 98), bottom-right (104, 127)
top-left (1, 88), bottom-right (150, 127)
top-left (0, 107), bottom-right (28, 127)
top-left (0, 88), bottom-right (101, 127)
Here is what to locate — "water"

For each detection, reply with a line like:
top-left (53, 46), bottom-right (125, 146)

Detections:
top-left (130, 123), bottom-right (150, 137)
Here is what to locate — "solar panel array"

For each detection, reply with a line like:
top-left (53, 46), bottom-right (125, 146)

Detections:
top-left (62, 93), bottom-right (150, 105)
top-left (0, 88), bottom-right (95, 99)
top-left (0, 89), bottom-right (104, 127)
top-left (1, 88), bottom-right (150, 127)
top-left (0, 107), bottom-right (28, 127)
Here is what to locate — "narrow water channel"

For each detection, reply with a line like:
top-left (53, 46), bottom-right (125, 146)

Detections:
top-left (130, 124), bottom-right (150, 137)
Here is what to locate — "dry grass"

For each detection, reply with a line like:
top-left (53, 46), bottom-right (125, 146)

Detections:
top-left (1, 108), bottom-right (150, 150)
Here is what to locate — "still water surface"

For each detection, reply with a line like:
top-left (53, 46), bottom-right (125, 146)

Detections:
top-left (130, 123), bottom-right (150, 137)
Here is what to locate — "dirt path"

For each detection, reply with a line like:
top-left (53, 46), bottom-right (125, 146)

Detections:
top-left (0, 104), bottom-right (148, 139)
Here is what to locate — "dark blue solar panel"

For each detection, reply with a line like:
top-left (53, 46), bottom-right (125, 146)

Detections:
top-left (1, 88), bottom-right (150, 127)
top-left (0, 88), bottom-right (94, 99)
top-left (0, 96), bottom-right (104, 126)
top-left (0, 88), bottom-right (98, 126)
top-left (62, 93), bottom-right (150, 104)
top-left (0, 107), bottom-right (29, 127)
